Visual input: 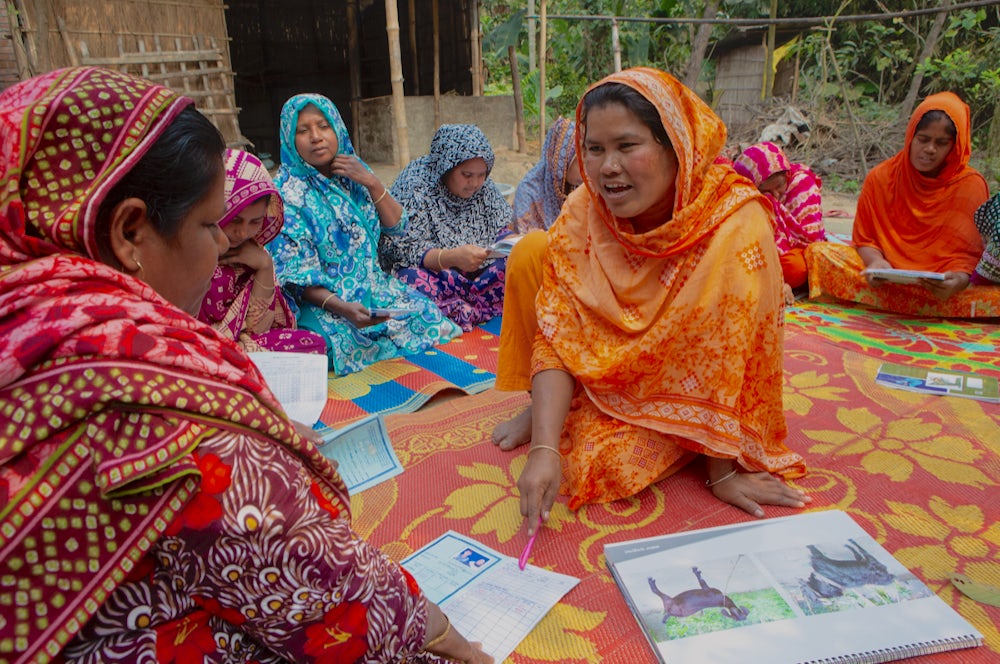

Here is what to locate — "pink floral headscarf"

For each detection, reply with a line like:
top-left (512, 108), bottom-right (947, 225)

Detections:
top-left (218, 148), bottom-right (284, 244)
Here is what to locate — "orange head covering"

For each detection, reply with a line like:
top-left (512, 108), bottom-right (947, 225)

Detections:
top-left (574, 67), bottom-right (765, 259)
top-left (537, 67), bottom-right (802, 473)
top-left (852, 92), bottom-right (988, 273)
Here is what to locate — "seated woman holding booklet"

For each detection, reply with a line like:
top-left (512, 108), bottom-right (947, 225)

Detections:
top-left (805, 92), bottom-right (998, 317)
top-left (515, 67), bottom-right (810, 537)
top-left (0, 66), bottom-right (490, 663)
top-left (379, 124), bottom-right (513, 331)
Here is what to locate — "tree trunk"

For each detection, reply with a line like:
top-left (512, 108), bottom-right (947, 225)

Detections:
top-left (897, 0), bottom-right (951, 125)
top-left (683, 0), bottom-right (720, 90)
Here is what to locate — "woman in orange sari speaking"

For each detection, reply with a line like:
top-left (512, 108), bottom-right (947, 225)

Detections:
top-left (805, 92), bottom-right (995, 316)
top-left (516, 68), bottom-right (809, 536)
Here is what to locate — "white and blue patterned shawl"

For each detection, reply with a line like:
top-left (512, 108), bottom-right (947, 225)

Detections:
top-left (380, 124), bottom-right (512, 272)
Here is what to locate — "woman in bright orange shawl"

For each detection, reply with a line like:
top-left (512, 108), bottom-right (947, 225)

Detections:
top-left (806, 92), bottom-right (995, 316)
top-left (517, 68), bottom-right (809, 535)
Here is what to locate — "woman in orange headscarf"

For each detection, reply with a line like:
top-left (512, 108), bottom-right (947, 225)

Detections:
top-left (805, 92), bottom-right (995, 316)
top-left (516, 68), bottom-right (809, 536)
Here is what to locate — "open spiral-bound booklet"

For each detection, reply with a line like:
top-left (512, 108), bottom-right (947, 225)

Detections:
top-left (604, 510), bottom-right (982, 664)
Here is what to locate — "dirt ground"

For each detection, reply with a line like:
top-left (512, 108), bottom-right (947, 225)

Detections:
top-left (369, 145), bottom-right (859, 233)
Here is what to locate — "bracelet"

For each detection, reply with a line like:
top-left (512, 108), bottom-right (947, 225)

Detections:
top-left (319, 292), bottom-right (336, 312)
top-left (435, 249), bottom-right (445, 272)
top-left (423, 614), bottom-right (452, 650)
top-left (528, 445), bottom-right (561, 458)
top-left (705, 468), bottom-right (739, 488)
top-left (252, 275), bottom-right (276, 291)
top-left (372, 187), bottom-right (389, 205)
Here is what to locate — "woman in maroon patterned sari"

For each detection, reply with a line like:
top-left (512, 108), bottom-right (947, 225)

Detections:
top-left (0, 68), bottom-right (489, 664)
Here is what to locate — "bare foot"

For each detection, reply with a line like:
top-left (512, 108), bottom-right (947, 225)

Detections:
top-left (491, 404), bottom-right (532, 451)
top-left (782, 282), bottom-right (795, 306)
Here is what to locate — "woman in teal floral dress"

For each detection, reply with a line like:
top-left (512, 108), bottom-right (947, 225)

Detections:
top-left (269, 94), bottom-right (460, 375)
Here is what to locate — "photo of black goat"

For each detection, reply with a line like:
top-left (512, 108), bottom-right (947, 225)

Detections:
top-left (802, 538), bottom-right (895, 599)
top-left (648, 566), bottom-right (750, 623)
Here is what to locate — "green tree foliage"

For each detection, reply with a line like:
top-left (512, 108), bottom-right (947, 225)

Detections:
top-left (480, 0), bottom-right (999, 167)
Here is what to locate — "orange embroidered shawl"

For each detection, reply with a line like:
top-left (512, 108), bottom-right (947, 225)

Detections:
top-left (534, 67), bottom-right (804, 472)
top-left (853, 92), bottom-right (988, 273)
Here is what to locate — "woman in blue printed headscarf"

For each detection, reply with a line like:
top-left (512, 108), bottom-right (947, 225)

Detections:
top-left (269, 94), bottom-right (461, 375)
top-left (379, 124), bottom-right (513, 331)
top-left (511, 117), bottom-right (582, 233)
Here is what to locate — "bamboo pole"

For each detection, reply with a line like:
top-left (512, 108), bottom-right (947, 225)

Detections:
top-left (610, 17), bottom-right (621, 72)
top-left (385, 0), bottom-right (410, 165)
top-left (469, 0), bottom-right (482, 96)
top-left (28, 0), bottom-right (49, 72)
top-left (539, 0), bottom-right (547, 148)
top-left (764, 0), bottom-right (777, 98)
top-left (7, 1), bottom-right (33, 77)
top-left (12, 0), bottom-right (37, 75)
top-left (527, 0), bottom-right (536, 72)
top-left (56, 17), bottom-right (79, 67)
top-left (432, 0), bottom-right (440, 128)
top-left (509, 45), bottom-right (526, 152)
top-left (347, 0), bottom-right (363, 146)
top-left (408, 0), bottom-right (420, 94)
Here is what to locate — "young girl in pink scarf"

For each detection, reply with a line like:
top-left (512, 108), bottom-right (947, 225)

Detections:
top-left (734, 142), bottom-right (826, 303)
top-left (198, 149), bottom-right (326, 353)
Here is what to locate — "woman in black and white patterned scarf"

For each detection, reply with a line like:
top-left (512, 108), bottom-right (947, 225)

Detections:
top-left (380, 124), bottom-right (513, 331)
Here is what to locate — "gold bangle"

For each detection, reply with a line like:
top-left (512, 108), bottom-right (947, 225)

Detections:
top-left (372, 187), bottom-right (389, 205)
top-left (705, 468), bottom-right (739, 488)
top-left (319, 292), bottom-right (336, 312)
top-left (423, 614), bottom-right (452, 650)
top-left (528, 445), bottom-right (561, 458)
top-left (435, 249), bottom-right (445, 272)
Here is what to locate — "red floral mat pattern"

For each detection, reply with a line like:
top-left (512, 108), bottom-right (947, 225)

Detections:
top-left (348, 303), bottom-right (1000, 663)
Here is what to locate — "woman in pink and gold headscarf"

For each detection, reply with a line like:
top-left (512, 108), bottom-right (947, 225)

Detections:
top-left (516, 67), bottom-right (810, 537)
top-left (198, 148), bottom-right (325, 353)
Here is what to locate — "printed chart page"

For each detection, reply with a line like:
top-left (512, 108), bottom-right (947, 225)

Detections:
top-left (403, 531), bottom-right (579, 661)
top-left (318, 416), bottom-right (403, 493)
top-left (248, 351), bottom-right (328, 425)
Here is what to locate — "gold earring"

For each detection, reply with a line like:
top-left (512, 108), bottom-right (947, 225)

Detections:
top-left (134, 258), bottom-right (144, 272)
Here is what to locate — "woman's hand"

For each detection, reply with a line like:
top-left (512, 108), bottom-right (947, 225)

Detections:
top-left (922, 271), bottom-right (970, 300)
top-left (857, 246), bottom-right (891, 286)
top-left (220, 240), bottom-right (273, 273)
top-left (706, 458), bottom-right (810, 518)
top-left (331, 154), bottom-right (377, 188)
top-left (517, 448), bottom-right (561, 536)
top-left (444, 245), bottom-right (490, 273)
top-left (337, 301), bottom-right (387, 328)
top-left (423, 604), bottom-right (494, 664)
